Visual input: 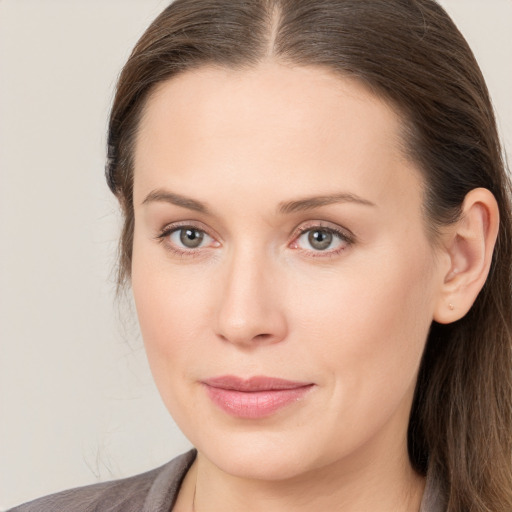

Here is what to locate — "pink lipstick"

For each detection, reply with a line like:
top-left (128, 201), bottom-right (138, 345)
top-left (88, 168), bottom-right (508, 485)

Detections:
top-left (202, 376), bottom-right (314, 419)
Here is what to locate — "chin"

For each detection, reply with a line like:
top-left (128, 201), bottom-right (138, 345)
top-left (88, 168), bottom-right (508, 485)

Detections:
top-left (193, 427), bottom-right (326, 481)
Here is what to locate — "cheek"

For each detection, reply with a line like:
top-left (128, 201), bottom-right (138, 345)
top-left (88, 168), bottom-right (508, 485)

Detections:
top-left (131, 257), bottom-right (216, 438)
top-left (291, 242), bottom-right (436, 419)
top-left (131, 236), bottom-right (211, 383)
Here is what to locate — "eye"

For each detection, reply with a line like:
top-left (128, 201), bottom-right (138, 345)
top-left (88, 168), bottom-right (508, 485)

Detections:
top-left (157, 224), bottom-right (218, 254)
top-left (293, 226), bottom-right (352, 254)
top-left (170, 227), bottom-right (209, 249)
top-left (304, 229), bottom-right (335, 251)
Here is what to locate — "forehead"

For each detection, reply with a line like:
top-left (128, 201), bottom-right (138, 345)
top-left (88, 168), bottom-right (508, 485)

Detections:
top-left (133, 62), bottom-right (420, 214)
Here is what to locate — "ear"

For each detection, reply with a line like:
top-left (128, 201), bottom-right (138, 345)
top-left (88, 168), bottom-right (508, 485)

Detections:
top-left (434, 188), bottom-right (499, 324)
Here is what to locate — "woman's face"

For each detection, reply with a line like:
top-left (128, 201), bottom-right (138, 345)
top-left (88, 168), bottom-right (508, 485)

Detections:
top-left (131, 62), bottom-right (446, 480)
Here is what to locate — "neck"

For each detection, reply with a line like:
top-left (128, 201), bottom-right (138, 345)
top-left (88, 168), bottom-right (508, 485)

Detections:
top-left (180, 441), bottom-right (425, 512)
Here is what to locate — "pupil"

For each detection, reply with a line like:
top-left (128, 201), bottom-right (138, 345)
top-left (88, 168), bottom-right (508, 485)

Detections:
top-left (180, 228), bottom-right (204, 248)
top-left (308, 230), bottom-right (332, 250)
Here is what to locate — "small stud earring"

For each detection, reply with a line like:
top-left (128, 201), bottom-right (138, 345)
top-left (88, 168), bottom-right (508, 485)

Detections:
top-left (449, 303), bottom-right (455, 311)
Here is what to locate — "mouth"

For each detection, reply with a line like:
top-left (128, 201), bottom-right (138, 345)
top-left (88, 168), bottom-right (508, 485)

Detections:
top-left (202, 375), bottom-right (315, 419)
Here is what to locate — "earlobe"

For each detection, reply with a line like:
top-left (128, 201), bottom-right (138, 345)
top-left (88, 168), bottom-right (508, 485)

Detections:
top-left (434, 188), bottom-right (499, 324)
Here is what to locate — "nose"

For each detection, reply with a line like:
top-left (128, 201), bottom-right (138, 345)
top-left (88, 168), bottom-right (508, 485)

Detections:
top-left (214, 249), bottom-right (288, 348)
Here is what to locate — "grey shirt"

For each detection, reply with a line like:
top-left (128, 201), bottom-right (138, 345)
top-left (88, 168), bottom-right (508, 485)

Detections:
top-left (8, 450), bottom-right (445, 511)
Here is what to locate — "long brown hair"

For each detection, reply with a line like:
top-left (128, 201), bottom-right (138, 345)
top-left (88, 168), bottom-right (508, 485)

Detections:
top-left (106, 1), bottom-right (512, 509)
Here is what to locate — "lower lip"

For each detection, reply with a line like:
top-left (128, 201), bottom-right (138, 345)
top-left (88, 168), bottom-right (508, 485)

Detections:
top-left (203, 384), bottom-right (314, 419)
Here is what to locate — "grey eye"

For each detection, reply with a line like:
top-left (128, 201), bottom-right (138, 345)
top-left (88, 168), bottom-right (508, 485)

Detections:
top-left (295, 227), bottom-right (347, 253)
top-left (168, 227), bottom-right (208, 249)
top-left (307, 229), bottom-right (333, 251)
top-left (179, 228), bottom-right (204, 248)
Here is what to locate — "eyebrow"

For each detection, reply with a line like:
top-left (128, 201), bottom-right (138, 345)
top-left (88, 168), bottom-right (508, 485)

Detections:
top-left (142, 189), bottom-right (210, 214)
top-left (278, 193), bottom-right (376, 214)
top-left (141, 189), bottom-right (375, 215)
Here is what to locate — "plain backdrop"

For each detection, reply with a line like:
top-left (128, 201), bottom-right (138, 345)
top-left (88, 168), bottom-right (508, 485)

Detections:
top-left (0, 0), bottom-right (511, 509)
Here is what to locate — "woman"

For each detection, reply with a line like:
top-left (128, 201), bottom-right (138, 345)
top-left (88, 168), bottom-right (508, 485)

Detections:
top-left (10, 0), bottom-right (512, 510)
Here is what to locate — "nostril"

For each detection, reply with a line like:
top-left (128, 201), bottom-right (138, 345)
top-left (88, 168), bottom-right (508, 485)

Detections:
top-left (254, 333), bottom-right (272, 340)
top-left (216, 329), bottom-right (284, 347)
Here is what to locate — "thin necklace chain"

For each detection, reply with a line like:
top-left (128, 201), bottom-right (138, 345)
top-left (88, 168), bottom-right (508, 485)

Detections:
top-left (191, 480), bottom-right (197, 512)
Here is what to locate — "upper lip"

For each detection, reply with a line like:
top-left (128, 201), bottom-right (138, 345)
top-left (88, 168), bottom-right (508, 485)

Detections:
top-left (202, 375), bottom-right (313, 392)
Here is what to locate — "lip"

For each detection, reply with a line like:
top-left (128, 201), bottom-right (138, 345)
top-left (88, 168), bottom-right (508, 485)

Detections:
top-left (202, 375), bottom-right (314, 419)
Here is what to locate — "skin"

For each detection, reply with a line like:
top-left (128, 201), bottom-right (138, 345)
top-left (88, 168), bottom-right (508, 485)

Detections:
top-left (130, 62), bottom-right (496, 511)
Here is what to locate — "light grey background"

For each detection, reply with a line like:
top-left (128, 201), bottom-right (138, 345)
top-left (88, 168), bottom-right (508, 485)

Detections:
top-left (0, 0), bottom-right (511, 509)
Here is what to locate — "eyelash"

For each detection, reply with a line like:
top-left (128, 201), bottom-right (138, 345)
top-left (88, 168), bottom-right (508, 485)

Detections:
top-left (291, 224), bottom-right (354, 258)
top-left (156, 222), bottom-right (355, 258)
top-left (155, 222), bottom-right (218, 258)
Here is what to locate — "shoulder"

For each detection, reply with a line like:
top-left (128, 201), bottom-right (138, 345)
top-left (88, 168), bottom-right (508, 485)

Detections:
top-left (8, 450), bottom-right (197, 512)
